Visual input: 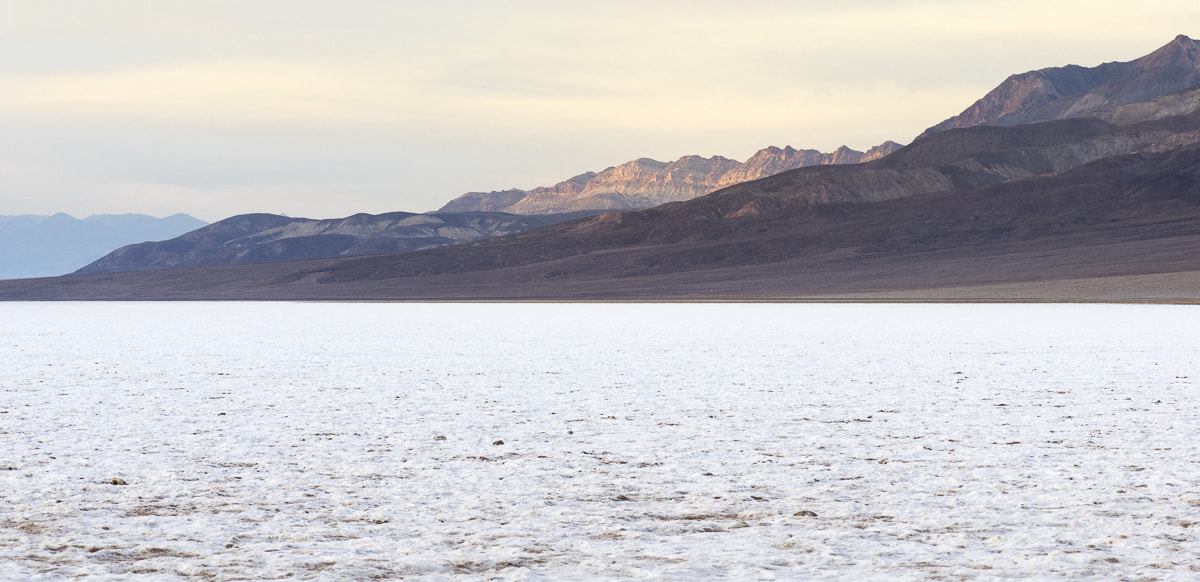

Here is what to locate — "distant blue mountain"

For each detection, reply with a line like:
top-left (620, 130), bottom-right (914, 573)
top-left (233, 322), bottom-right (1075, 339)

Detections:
top-left (0, 213), bottom-right (207, 279)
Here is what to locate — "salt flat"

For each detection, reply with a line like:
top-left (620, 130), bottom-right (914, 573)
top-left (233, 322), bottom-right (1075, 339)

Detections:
top-left (1, 302), bottom-right (1198, 580)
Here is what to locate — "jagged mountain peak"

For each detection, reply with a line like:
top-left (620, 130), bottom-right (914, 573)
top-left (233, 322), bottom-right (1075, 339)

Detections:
top-left (1148, 34), bottom-right (1200, 63)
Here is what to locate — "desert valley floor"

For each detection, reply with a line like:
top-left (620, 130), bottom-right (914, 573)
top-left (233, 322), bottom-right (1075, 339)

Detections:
top-left (1, 302), bottom-right (1198, 580)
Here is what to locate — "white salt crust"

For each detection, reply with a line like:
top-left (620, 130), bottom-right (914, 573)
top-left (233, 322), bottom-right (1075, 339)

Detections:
top-left (0, 302), bottom-right (1197, 580)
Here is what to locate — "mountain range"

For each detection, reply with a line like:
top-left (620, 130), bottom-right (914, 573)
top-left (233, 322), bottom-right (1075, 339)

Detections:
top-left (0, 213), bottom-right (205, 280)
top-left (74, 141), bottom-right (902, 277)
top-left (439, 142), bottom-right (903, 215)
top-left (3, 35), bottom-right (1200, 300)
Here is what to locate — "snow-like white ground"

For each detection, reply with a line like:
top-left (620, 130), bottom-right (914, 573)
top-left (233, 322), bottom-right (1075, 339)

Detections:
top-left (1, 302), bottom-right (1198, 581)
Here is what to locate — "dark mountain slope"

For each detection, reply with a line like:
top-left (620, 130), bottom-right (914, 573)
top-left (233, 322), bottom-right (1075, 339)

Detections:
top-left (278, 139), bottom-right (1200, 287)
top-left (920, 35), bottom-right (1200, 138)
top-left (76, 210), bottom-right (603, 274)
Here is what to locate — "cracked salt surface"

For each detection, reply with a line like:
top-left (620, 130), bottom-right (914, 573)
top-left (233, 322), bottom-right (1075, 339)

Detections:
top-left (1, 302), bottom-right (1198, 580)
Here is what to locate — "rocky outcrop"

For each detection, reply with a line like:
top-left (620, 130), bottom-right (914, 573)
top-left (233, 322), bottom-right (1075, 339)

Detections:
top-left (713, 143), bottom-right (902, 187)
top-left (504, 156), bottom-right (741, 214)
top-left (438, 189), bottom-right (527, 213)
top-left (75, 210), bottom-right (602, 274)
top-left (919, 35), bottom-right (1200, 138)
top-left (439, 141), bottom-right (904, 215)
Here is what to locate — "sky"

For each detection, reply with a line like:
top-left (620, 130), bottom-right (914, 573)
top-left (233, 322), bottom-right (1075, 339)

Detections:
top-left (1, 1), bottom-right (1198, 222)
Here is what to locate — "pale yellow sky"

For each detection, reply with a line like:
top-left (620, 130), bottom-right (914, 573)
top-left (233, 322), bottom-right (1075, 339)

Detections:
top-left (1, 0), bottom-right (1197, 221)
